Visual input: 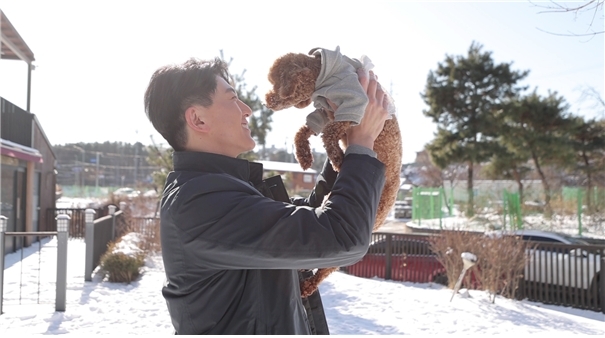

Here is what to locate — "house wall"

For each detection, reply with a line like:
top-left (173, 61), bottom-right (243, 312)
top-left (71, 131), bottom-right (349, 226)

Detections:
top-left (291, 172), bottom-right (316, 191)
top-left (32, 117), bottom-right (56, 232)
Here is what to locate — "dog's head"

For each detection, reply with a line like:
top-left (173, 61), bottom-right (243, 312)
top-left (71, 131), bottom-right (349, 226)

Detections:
top-left (265, 52), bottom-right (322, 111)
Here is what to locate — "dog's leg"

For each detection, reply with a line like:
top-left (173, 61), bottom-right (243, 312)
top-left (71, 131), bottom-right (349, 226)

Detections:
top-left (294, 125), bottom-right (316, 170)
top-left (371, 118), bottom-right (403, 231)
top-left (321, 121), bottom-right (350, 172)
top-left (300, 267), bottom-right (339, 298)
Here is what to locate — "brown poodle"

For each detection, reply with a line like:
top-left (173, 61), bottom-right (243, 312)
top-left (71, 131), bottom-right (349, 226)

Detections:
top-left (265, 47), bottom-right (403, 298)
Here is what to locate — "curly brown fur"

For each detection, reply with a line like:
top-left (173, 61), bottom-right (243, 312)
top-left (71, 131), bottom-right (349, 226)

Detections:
top-left (372, 117), bottom-right (403, 230)
top-left (321, 121), bottom-right (351, 172)
top-left (265, 50), bottom-right (403, 298)
top-left (265, 53), bottom-right (322, 111)
top-left (301, 117), bottom-right (402, 298)
top-left (294, 125), bottom-right (315, 170)
top-left (300, 267), bottom-right (339, 298)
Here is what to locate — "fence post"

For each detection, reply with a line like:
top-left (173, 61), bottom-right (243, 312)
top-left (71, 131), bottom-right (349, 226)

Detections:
top-left (108, 205), bottom-right (117, 240)
top-left (84, 209), bottom-right (96, 282)
top-left (514, 193), bottom-right (523, 230)
top-left (55, 214), bottom-right (70, 312)
top-left (0, 215), bottom-right (7, 315)
top-left (385, 234), bottom-right (392, 280)
top-left (438, 188), bottom-right (443, 230)
top-left (502, 190), bottom-right (508, 231)
top-left (600, 250), bottom-right (605, 314)
top-left (578, 189), bottom-right (583, 236)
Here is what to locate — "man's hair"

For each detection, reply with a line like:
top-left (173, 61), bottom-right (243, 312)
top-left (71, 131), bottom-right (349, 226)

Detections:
top-left (144, 57), bottom-right (231, 151)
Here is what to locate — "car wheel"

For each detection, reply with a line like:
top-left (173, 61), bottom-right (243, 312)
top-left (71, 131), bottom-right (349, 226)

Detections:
top-left (433, 273), bottom-right (448, 286)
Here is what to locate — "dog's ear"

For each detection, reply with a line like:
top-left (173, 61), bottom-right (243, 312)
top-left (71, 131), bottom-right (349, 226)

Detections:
top-left (265, 90), bottom-right (288, 111)
top-left (265, 67), bottom-right (316, 110)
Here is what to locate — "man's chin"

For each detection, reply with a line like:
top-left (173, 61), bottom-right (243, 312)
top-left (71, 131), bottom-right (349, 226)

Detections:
top-left (240, 140), bottom-right (256, 155)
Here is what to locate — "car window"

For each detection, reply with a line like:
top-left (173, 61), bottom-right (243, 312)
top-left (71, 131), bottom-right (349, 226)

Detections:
top-left (522, 235), bottom-right (562, 243)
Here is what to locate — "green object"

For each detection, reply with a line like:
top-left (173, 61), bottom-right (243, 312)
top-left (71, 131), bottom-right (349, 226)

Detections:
top-left (503, 190), bottom-right (522, 230)
top-left (578, 189), bottom-right (583, 236)
top-left (412, 187), bottom-right (444, 229)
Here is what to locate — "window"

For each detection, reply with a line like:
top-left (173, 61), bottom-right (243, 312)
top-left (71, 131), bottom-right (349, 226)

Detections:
top-left (303, 174), bottom-right (312, 183)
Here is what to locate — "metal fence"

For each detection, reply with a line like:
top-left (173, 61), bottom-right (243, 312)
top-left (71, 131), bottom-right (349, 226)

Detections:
top-left (520, 241), bottom-right (604, 312)
top-left (0, 214), bottom-right (70, 314)
top-left (127, 217), bottom-right (160, 252)
top-left (342, 232), bottom-right (605, 313)
top-left (128, 217), bottom-right (160, 239)
top-left (46, 208), bottom-right (108, 239)
top-left (342, 233), bottom-right (444, 284)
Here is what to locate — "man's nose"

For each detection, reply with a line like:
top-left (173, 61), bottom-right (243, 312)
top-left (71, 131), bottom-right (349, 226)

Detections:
top-left (240, 101), bottom-right (252, 117)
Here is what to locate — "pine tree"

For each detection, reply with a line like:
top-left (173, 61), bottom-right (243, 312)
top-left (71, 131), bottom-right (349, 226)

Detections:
top-left (220, 51), bottom-right (273, 161)
top-left (568, 116), bottom-right (605, 212)
top-left (483, 145), bottom-right (532, 204)
top-left (501, 90), bottom-right (575, 216)
top-left (422, 41), bottom-right (529, 216)
top-left (146, 136), bottom-right (173, 192)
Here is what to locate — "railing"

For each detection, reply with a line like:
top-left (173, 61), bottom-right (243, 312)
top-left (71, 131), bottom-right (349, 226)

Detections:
top-left (82, 212), bottom-right (158, 281)
top-left (129, 217), bottom-right (160, 240)
top-left (342, 232), bottom-right (605, 313)
top-left (342, 233), bottom-right (444, 283)
top-left (84, 209), bottom-right (123, 281)
top-left (0, 215), bottom-right (70, 314)
top-left (1, 97), bottom-right (33, 147)
top-left (521, 241), bottom-right (604, 312)
top-left (46, 208), bottom-right (108, 239)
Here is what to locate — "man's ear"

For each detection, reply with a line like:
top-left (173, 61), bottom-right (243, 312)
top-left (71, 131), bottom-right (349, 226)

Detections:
top-left (184, 106), bottom-right (209, 133)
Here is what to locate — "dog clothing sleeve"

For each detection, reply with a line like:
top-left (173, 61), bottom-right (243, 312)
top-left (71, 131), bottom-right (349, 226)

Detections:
top-left (311, 47), bottom-right (368, 125)
top-left (305, 108), bottom-right (331, 135)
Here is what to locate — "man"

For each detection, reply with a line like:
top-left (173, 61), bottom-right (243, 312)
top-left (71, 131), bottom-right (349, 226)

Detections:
top-left (144, 57), bottom-right (389, 334)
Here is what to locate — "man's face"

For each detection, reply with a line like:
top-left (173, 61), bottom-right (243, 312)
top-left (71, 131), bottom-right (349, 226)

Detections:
top-left (198, 76), bottom-right (255, 157)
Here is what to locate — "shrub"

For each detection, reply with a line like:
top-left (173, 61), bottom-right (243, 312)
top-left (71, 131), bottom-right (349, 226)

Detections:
top-left (473, 234), bottom-right (530, 302)
top-left (100, 241), bottom-right (145, 284)
top-left (429, 230), bottom-right (532, 302)
top-left (429, 231), bottom-right (483, 289)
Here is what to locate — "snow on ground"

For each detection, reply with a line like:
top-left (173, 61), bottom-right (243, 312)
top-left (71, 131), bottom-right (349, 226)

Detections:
top-left (404, 210), bottom-right (605, 240)
top-left (1, 237), bottom-right (603, 335)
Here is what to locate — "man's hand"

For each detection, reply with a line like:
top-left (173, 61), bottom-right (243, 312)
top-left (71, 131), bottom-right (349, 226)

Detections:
top-left (346, 69), bottom-right (389, 150)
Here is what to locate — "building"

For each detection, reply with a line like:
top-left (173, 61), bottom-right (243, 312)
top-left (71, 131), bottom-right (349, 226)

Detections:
top-left (256, 160), bottom-right (317, 195)
top-left (1, 9), bottom-right (57, 253)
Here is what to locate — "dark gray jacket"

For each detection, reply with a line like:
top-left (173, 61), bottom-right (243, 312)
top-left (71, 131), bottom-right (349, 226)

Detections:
top-left (160, 151), bottom-right (385, 334)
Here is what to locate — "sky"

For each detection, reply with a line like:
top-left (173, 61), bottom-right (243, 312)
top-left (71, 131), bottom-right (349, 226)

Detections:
top-left (0, 0), bottom-right (603, 164)
top-left (1, 215), bottom-right (603, 335)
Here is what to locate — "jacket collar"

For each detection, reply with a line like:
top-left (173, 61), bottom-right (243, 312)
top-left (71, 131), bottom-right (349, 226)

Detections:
top-left (172, 151), bottom-right (264, 186)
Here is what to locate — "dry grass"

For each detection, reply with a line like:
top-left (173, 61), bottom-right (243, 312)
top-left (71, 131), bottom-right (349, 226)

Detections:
top-left (100, 194), bottom-right (162, 254)
top-left (429, 230), bottom-right (533, 302)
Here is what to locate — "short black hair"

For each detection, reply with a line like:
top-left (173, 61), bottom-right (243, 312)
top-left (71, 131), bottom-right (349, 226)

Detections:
top-left (144, 57), bottom-right (230, 151)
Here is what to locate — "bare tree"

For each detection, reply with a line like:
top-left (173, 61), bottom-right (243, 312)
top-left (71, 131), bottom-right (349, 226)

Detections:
top-left (577, 85), bottom-right (605, 118)
top-left (530, 0), bottom-right (604, 36)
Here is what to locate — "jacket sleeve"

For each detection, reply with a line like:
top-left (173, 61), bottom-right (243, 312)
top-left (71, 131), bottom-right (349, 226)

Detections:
top-left (291, 157), bottom-right (338, 208)
top-left (168, 154), bottom-right (385, 270)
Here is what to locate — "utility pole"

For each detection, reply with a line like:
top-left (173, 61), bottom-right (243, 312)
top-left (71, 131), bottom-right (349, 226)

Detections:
top-left (71, 145), bottom-right (85, 192)
top-left (95, 152), bottom-right (100, 193)
top-left (134, 143), bottom-right (139, 186)
top-left (134, 131), bottom-right (139, 187)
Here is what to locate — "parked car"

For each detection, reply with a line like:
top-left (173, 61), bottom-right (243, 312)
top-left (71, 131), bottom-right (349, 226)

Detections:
top-left (343, 236), bottom-right (447, 285)
top-left (142, 189), bottom-right (158, 198)
top-left (393, 197), bottom-right (412, 219)
top-left (112, 187), bottom-right (140, 199)
top-left (504, 229), bottom-right (601, 293)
